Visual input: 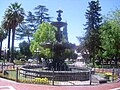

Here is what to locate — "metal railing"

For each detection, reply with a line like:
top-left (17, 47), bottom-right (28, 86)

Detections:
top-left (18, 66), bottom-right (90, 85)
top-left (1, 63), bottom-right (120, 86)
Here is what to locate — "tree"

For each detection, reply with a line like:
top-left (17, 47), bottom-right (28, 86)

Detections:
top-left (3, 2), bottom-right (24, 62)
top-left (34, 5), bottom-right (51, 25)
top-left (1, 16), bottom-right (12, 62)
top-left (16, 22), bottom-right (34, 43)
top-left (16, 5), bottom-right (50, 43)
top-left (19, 41), bottom-right (32, 59)
top-left (84, 0), bottom-right (102, 67)
top-left (100, 8), bottom-right (120, 67)
top-left (0, 27), bottom-right (7, 59)
top-left (16, 11), bottom-right (36, 43)
top-left (26, 11), bottom-right (37, 31)
top-left (30, 22), bottom-right (56, 57)
top-left (64, 49), bottom-right (77, 60)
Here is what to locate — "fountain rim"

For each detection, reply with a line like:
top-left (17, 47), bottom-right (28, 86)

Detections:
top-left (51, 21), bottom-right (67, 27)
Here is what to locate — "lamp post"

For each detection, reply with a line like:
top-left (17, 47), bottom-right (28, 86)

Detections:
top-left (34, 48), bottom-right (40, 64)
top-left (89, 67), bottom-right (92, 85)
top-left (3, 46), bottom-right (7, 65)
top-left (2, 46), bottom-right (8, 73)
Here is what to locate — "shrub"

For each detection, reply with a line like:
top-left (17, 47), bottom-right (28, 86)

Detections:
top-left (20, 77), bottom-right (49, 84)
top-left (104, 72), bottom-right (117, 80)
top-left (34, 77), bottom-right (49, 84)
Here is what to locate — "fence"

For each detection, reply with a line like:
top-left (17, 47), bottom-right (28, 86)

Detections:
top-left (18, 67), bottom-right (90, 85)
top-left (1, 63), bottom-right (120, 86)
top-left (94, 68), bottom-right (120, 81)
top-left (0, 63), bottom-right (14, 71)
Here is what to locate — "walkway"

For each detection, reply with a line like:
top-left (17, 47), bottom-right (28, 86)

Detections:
top-left (0, 78), bottom-right (120, 90)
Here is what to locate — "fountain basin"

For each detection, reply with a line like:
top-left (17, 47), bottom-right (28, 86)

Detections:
top-left (20, 65), bottom-right (90, 81)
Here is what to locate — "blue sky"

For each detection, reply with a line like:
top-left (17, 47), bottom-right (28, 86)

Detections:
top-left (0, 0), bottom-right (120, 48)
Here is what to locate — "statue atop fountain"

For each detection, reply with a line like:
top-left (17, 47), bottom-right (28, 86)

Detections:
top-left (51, 9), bottom-right (68, 42)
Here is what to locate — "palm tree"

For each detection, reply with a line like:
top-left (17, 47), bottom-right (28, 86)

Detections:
top-left (1, 19), bottom-right (12, 62)
top-left (3, 2), bottom-right (24, 62)
top-left (0, 27), bottom-right (7, 59)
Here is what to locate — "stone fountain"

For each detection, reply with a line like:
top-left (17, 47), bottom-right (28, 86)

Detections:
top-left (40, 9), bottom-right (75, 71)
top-left (20, 10), bottom-right (90, 84)
top-left (50, 10), bottom-right (75, 71)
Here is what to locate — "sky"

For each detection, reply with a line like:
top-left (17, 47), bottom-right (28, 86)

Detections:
top-left (0, 0), bottom-right (120, 49)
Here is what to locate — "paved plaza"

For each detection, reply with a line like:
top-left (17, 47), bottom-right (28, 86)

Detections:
top-left (0, 77), bottom-right (120, 90)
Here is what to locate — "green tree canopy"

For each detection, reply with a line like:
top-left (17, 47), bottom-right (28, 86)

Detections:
top-left (30, 22), bottom-right (56, 58)
top-left (19, 41), bottom-right (32, 59)
top-left (100, 8), bottom-right (120, 66)
top-left (33, 22), bottom-right (56, 43)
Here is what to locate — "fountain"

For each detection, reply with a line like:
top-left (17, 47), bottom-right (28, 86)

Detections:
top-left (50, 9), bottom-right (75, 71)
top-left (51, 9), bottom-right (67, 42)
top-left (39, 9), bottom-right (75, 71)
top-left (20, 10), bottom-right (90, 84)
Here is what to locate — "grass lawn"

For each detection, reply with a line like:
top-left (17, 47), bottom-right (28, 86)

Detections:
top-left (5, 70), bottom-right (50, 84)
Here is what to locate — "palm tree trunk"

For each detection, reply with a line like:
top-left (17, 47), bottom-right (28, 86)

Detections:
top-left (0, 41), bottom-right (2, 60)
top-left (7, 29), bottom-right (11, 62)
top-left (11, 28), bottom-right (15, 63)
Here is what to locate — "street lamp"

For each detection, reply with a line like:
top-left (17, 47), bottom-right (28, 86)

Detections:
top-left (3, 47), bottom-right (7, 65)
top-left (34, 48), bottom-right (40, 64)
